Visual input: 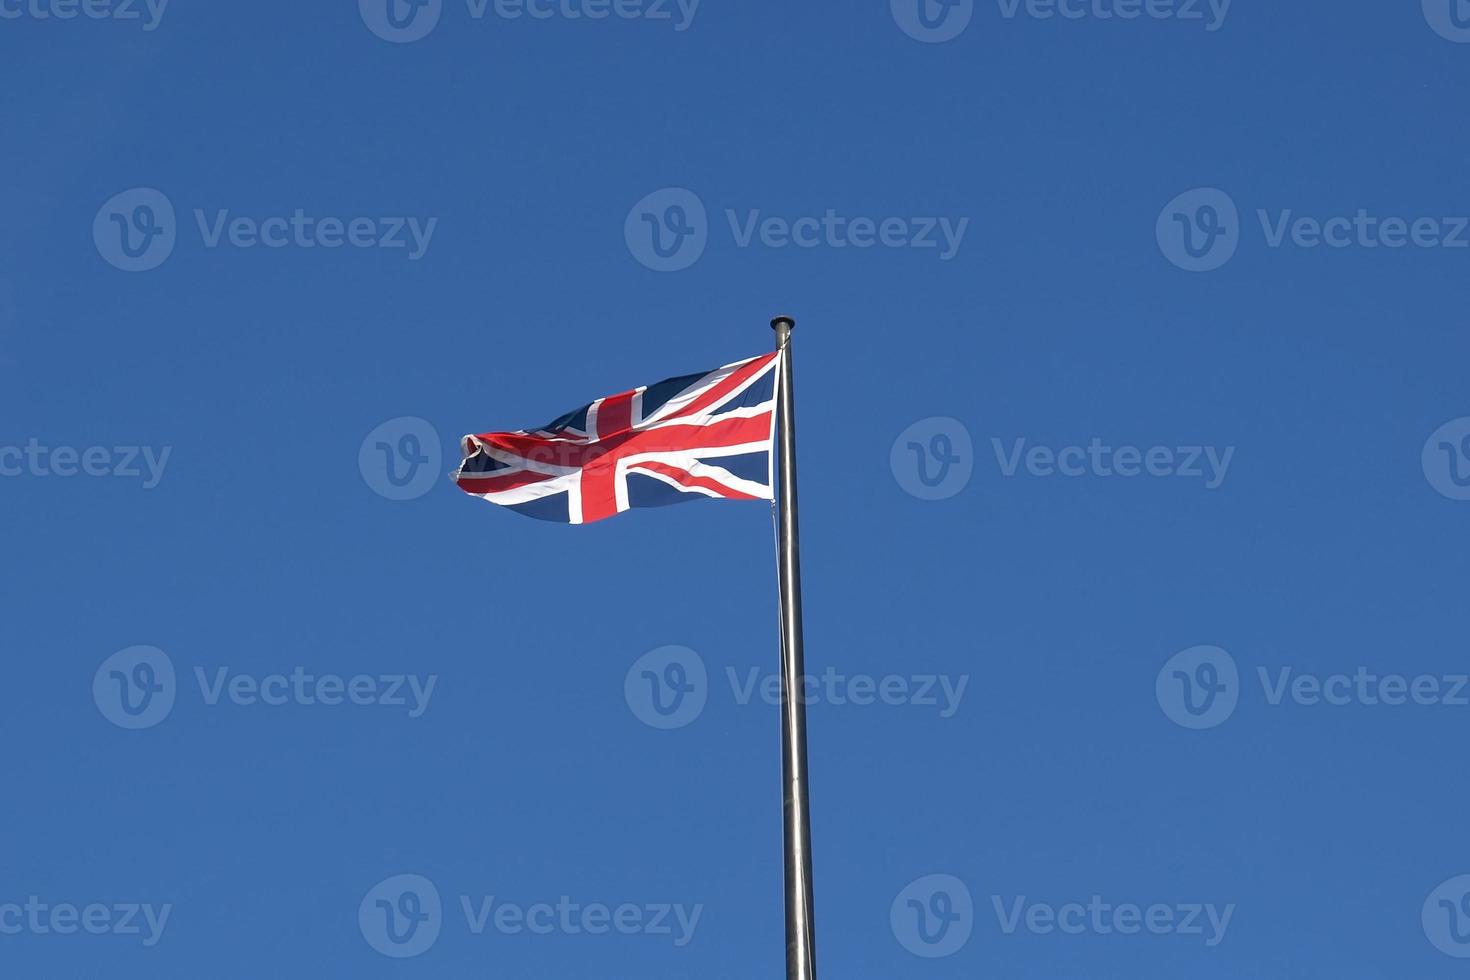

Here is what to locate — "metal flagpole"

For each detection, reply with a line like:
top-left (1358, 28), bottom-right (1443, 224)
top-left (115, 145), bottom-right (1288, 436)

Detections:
top-left (771, 315), bottom-right (817, 980)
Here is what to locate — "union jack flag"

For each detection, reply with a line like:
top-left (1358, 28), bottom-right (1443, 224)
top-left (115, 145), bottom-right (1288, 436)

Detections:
top-left (454, 351), bottom-right (781, 524)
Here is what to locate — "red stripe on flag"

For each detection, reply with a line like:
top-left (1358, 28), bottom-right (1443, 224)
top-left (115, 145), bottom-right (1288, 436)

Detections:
top-left (455, 468), bottom-right (558, 495)
top-left (580, 462), bottom-right (618, 523)
top-left (596, 391), bottom-right (636, 439)
top-left (639, 413), bottom-right (773, 450)
top-left (661, 353), bottom-right (777, 423)
top-left (473, 413), bottom-right (771, 472)
top-left (629, 460), bottom-right (760, 500)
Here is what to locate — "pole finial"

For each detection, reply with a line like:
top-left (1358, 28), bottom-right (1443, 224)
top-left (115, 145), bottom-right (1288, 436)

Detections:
top-left (771, 316), bottom-right (796, 333)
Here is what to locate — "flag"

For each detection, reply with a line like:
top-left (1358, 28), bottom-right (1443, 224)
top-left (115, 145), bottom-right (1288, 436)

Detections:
top-left (454, 351), bottom-right (781, 524)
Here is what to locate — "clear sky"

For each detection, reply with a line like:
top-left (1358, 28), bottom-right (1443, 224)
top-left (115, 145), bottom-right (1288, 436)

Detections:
top-left (4, 1), bottom-right (1470, 977)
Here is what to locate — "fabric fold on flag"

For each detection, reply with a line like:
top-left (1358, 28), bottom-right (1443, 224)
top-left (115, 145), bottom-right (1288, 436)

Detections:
top-left (455, 351), bottom-right (781, 524)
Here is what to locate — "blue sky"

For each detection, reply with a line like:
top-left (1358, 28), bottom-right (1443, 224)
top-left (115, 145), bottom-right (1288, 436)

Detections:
top-left (4, 1), bottom-right (1470, 977)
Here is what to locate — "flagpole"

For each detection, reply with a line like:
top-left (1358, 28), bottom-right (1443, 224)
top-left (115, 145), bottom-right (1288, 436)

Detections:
top-left (771, 315), bottom-right (817, 980)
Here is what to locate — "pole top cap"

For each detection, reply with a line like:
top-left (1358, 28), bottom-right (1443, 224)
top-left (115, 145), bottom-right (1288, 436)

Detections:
top-left (770, 316), bottom-right (796, 332)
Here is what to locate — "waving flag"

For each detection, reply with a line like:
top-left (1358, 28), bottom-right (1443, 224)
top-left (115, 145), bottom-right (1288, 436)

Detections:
top-left (454, 352), bottom-right (781, 524)
top-left (453, 319), bottom-right (820, 977)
